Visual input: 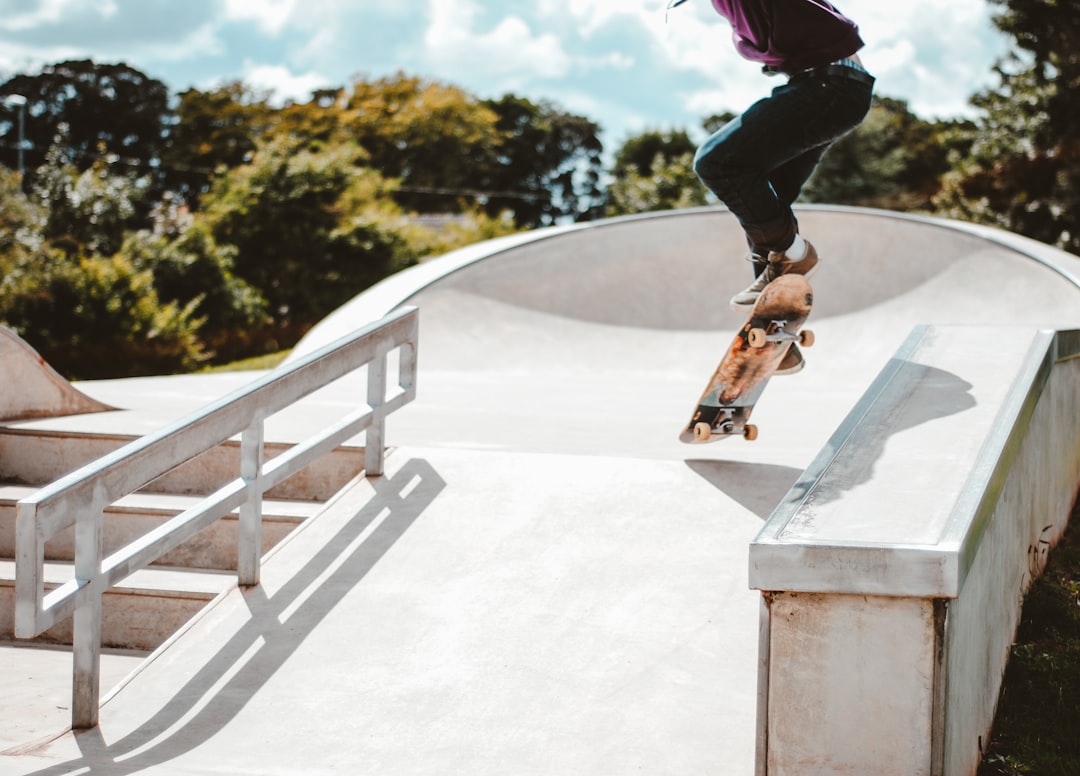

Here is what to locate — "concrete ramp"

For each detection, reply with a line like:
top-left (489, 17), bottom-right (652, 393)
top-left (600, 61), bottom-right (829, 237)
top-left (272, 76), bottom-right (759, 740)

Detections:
top-left (0, 327), bottom-right (114, 422)
top-left (3, 207), bottom-right (1080, 775)
top-left (292, 206), bottom-right (1080, 459)
top-left (297, 205), bottom-right (1080, 338)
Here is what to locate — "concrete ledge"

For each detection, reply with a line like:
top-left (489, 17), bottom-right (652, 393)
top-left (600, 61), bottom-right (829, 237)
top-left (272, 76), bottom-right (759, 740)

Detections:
top-left (749, 325), bottom-right (1080, 775)
top-left (750, 325), bottom-right (1058, 597)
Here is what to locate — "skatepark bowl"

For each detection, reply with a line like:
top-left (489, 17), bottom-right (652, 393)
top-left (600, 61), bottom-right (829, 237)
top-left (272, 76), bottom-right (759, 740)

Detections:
top-left (2, 205), bottom-right (1080, 775)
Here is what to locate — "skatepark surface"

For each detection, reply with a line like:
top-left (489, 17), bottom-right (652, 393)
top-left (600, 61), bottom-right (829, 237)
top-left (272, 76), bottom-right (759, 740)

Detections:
top-left (3, 206), bottom-right (1080, 775)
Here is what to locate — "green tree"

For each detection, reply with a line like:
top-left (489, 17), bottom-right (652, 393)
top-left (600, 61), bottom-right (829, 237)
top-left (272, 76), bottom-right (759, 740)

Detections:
top-left (612, 129), bottom-right (697, 178)
top-left (606, 152), bottom-right (709, 215)
top-left (119, 205), bottom-right (270, 363)
top-left (802, 96), bottom-right (972, 210)
top-left (344, 72), bottom-right (503, 216)
top-left (991, 0), bottom-right (1080, 144)
top-left (702, 112), bottom-right (738, 135)
top-left (1, 150), bottom-right (208, 378)
top-left (0, 250), bottom-right (205, 379)
top-left (399, 208), bottom-right (521, 259)
top-left (479, 94), bottom-right (605, 226)
top-left (606, 130), bottom-right (708, 215)
top-left (162, 82), bottom-right (275, 205)
top-left (933, 0), bottom-right (1080, 254)
top-left (266, 89), bottom-right (348, 152)
top-left (0, 167), bottom-right (45, 275)
top-left (32, 129), bottom-right (147, 258)
top-left (0, 60), bottom-right (171, 189)
top-left (202, 137), bottom-right (414, 339)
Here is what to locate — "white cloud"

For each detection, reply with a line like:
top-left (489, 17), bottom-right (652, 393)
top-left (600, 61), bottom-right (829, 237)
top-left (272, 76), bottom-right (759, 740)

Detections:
top-left (0, 42), bottom-right (77, 75)
top-left (683, 80), bottom-right (772, 120)
top-left (0, 0), bottom-right (1010, 145)
top-left (642, 0), bottom-right (1009, 120)
top-left (241, 62), bottom-right (329, 104)
top-left (0, 0), bottom-right (78, 31)
top-left (0, 9), bottom-right (222, 78)
top-left (223, 0), bottom-right (297, 37)
top-left (422, 0), bottom-right (572, 84)
top-left (121, 22), bottom-right (223, 66)
top-left (537, 0), bottom-right (660, 38)
top-left (842, 0), bottom-right (1008, 117)
top-left (292, 0), bottom-right (423, 23)
top-left (584, 52), bottom-right (636, 72)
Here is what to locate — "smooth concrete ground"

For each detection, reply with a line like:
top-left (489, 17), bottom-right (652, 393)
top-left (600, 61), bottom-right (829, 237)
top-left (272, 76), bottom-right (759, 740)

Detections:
top-left (3, 207), bottom-right (1080, 775)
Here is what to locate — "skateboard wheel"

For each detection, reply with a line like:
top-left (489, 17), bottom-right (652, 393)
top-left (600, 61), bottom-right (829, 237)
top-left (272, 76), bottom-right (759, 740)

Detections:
top-left (693, 422), bottom-right (712, 441)
top-left (743, 424), bottom-right (759, 441)
top-left (800, 329), bottom-right (815, 347)
top-left (748, 328), bottom-right (768, 348)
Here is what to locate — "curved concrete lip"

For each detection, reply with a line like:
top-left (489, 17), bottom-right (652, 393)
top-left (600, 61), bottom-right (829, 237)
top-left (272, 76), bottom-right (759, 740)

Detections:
top-left (280, 205), bottom-right (1080, 461)
top-left (292, 205), bottom-right (1080, 354)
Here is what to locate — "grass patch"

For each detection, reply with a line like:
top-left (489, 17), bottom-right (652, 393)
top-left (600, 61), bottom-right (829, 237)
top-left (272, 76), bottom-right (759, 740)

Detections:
top-left (197, 350), bottom-right (291, 373)
top-left (979, 496), bottom-right (1080, 775)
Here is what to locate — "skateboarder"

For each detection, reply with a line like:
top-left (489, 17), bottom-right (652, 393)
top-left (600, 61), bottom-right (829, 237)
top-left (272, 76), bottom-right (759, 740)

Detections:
top-left (673, 0), bottom-right (874, 373)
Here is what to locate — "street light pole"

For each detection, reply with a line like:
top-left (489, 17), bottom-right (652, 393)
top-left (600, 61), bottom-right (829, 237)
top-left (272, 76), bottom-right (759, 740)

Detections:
top-left (3, 94), bottom-right (27, 175)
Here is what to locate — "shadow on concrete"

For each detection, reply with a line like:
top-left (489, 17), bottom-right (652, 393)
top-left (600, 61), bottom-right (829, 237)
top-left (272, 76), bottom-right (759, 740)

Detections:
top-left (16, 458), bottom-right (446, 775)
top-left (684, 363), bottom-right (977, 520)
top-left (782, 362), bottom-right (977, 510)
top-left (684, 459), bottom-right (805, 521)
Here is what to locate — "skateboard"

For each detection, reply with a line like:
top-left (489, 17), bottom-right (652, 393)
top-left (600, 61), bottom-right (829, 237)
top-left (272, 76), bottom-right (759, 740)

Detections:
top-left (679, 274), bottom-right (814, 444)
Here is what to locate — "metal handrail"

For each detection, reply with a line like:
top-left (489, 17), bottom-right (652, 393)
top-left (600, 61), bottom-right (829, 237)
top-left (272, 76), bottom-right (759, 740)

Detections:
top-left (15, 307), bottom-right (418, 728)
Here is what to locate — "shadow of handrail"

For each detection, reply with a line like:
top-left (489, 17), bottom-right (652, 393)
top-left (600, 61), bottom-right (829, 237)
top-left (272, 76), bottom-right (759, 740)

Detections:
top-left (14, 458), bottom-right (445, 774)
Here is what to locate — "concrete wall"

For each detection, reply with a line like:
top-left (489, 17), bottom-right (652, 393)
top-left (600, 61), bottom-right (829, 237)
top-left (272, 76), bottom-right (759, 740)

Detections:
top-left (763, 593), bottom-right (939, 775)
top-left (750, 327), bottom-right (1080, 775)
top-left (941, 341), bottom-right (1080, 775)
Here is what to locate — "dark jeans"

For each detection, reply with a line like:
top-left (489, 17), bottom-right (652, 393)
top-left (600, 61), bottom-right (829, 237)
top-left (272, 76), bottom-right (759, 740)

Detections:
top-left (693, 68), bottom-right (874, 259)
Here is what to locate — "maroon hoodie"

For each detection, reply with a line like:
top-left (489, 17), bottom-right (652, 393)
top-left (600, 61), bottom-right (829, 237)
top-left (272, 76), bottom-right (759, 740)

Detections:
top-left (709, 0), bottom-right (864, 73)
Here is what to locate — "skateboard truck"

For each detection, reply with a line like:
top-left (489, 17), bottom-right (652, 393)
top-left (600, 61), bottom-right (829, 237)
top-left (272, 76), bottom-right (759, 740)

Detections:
top-left (747, 321), bottom-right (815, 349)
top-left (691, 407), bottom-right (758, 442)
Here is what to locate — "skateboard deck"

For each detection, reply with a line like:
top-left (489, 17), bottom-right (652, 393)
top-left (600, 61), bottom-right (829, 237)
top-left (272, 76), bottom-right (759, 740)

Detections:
top-left (679, 273), bottom-right (814, 444)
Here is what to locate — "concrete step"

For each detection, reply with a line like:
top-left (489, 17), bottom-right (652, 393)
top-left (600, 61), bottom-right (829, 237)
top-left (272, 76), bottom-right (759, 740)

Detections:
top-left (0, 559), bottom-right (235, 651)
top-left (0, 427), bottom-right (366, 501)
top-left (0, 484), bottom-right (320, 571)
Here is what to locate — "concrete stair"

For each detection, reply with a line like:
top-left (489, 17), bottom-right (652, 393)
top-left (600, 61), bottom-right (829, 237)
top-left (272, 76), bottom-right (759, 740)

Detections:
top-left (0, 425), bottom-right (365, 651)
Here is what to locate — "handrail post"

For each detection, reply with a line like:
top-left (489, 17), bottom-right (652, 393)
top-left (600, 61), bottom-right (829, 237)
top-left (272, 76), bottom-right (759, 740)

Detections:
top-left (238, 421), bottom-right (265, 586)
top-left (14, 501), bottom-right (43, 639)
top-left (366, 349), bottom-right (388, 477)
top-left (400, 333), bottom-right (418, 397)
top-left (72, 594), bottom-right (102, 728)
top-left (72, 503), bottom-right (105, 728)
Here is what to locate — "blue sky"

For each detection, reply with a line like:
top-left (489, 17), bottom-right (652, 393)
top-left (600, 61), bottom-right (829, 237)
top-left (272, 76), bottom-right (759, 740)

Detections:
top-left (0, 0), bottom-right (1011, 151)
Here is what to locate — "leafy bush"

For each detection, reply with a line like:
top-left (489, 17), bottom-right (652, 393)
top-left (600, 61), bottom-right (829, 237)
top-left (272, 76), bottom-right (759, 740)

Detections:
top-left (0, 249), bottom-right (206, 379)
top-left (0, 168), bottom-right (46, 276)
top-left (203, 138), bottom-right (417, 334)
top-left (33, 135), bottom-right (147, 258)
top-left (120, 208), bottom-right (270, 362)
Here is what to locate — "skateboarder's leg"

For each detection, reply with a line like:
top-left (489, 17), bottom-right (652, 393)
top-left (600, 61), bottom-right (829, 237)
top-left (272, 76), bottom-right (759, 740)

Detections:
top-left (693, 71), bottom-right (872, 282)
top-left (768, 144), bottom-right (829, 227)
top-left (740, 146), bottom-right (823, 376)
top-left (741, 143), bottom-right (828, 278)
